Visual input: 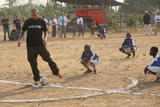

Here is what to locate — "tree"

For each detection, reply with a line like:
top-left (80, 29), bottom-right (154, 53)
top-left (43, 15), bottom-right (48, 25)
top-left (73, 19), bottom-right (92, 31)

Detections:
top-left (122, 0), bottom-right (160, 14)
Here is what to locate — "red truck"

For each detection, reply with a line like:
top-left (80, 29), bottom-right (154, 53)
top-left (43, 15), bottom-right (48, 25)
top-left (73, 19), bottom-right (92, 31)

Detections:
top-left (75, 8), bottom-right (105, 25)
top-left (67, 8), bottom-right (106, 31)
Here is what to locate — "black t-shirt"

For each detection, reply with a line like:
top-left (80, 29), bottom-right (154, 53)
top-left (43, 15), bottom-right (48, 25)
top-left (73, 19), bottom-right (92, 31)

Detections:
top-left (22, 18), bottom-right (48, 47)
top-left (13, 19), bottom-right (21, 29)
top-left (2, 19), bottom-right (9, 28)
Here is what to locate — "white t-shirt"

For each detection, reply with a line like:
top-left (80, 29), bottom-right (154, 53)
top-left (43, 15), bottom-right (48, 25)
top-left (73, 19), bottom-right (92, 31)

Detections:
top-left (49, 18), bottom-right (58, 26)
top-left (155, 15), bottom-right (160, 23)
top-left (43, 18), bottom-right (48, 24)
top-left (77, 17), bottom-right (84, 25)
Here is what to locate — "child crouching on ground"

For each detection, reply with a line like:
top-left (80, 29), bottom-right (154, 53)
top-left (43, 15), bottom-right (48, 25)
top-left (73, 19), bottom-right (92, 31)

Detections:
top-left (119, 33), bottom-right (137, 58)
top-left (144, 47), bottom-right (160, 82)
top-left (80, 44), bottom-right (100, 74)
top-left (97, 26), bottom-right (106, 39)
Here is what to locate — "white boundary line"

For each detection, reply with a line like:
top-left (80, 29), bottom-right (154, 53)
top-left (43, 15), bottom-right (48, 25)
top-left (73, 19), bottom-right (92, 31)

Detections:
top-left (0, 77), bottom-right (138, 103)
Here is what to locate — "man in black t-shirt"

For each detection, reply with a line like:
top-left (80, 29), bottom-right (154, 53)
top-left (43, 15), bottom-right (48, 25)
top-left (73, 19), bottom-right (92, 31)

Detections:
top-left (13, 16), bottom-right (21, 33)
top-left (17, 8), bottom-right (63, 85)
top-left (2, 15), bottom-right (10, 41)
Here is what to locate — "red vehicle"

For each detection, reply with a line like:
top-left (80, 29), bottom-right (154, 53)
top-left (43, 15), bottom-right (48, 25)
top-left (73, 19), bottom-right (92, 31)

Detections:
top-left (67, 8), bottom-right (105, 31)
top-left (75, 8), bottom-right (105, 25)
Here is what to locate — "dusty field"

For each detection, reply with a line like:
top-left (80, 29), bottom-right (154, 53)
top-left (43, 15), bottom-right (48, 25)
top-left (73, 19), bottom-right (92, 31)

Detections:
top-left (0, 28), bottom-right (160, 107)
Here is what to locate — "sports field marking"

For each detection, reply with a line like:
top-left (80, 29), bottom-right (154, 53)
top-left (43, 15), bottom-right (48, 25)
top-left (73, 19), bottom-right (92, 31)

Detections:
top-left (0, 77), bottom-right (137, 103)
top-left (3, 77), bottom-right (160, 103)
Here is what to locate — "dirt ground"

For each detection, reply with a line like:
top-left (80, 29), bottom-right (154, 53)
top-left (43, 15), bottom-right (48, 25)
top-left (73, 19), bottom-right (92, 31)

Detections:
top-left (0, 28), bottom-right (160, 107)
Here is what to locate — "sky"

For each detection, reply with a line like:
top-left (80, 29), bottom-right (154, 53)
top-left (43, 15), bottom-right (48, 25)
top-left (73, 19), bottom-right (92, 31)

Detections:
top-left (117, 0), bottom-right (124, 3)
top-left (0, 0), bottom-right (124, 7)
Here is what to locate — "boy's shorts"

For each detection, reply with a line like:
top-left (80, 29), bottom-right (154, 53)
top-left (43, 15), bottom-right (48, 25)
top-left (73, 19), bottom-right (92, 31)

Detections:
top-left (148, 66), bottom-right (160, 73)
top-left (124, 47), bottom-right (137, 54)
top-left (81, 58), bottom-right (100, 66)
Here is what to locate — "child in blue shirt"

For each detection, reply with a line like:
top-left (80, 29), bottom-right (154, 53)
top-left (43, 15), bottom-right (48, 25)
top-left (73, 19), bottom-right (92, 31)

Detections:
top-left (78, 21), bottom-right (84, 37)
top-left (97, 26), bottom-right (106, 39)
top-left (80, 44), bottom-right (100, 74)
top-left (119, 33), bottom-right (137, 58)
top-left (144, 47), bottom-right (160, 82)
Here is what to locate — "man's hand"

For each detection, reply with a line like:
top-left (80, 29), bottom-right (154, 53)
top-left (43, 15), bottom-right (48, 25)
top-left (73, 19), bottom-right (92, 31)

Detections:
top-left (17, 41), bottom-right (21, 47)
top-left (43, 39), bottom-right (47, 45)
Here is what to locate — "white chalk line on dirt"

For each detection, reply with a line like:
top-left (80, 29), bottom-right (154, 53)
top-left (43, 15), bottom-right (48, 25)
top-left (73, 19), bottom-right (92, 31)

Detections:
top-left (1, 77), bottom-right (157, 103)
top-left (0, 78), bottom-right (160, 103)
top-left (0, 77), bottom-right (137, 103)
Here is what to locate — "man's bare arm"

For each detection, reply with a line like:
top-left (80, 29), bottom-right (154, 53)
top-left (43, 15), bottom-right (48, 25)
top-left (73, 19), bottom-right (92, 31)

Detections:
top-left (17, 30), bottom-right (25, 47)
top-left (43, 31), bottom-right (48, 45)
top-left (43, 31), bottom-right (48, 40)
top-left (18, 30), bottom-right (25, 41)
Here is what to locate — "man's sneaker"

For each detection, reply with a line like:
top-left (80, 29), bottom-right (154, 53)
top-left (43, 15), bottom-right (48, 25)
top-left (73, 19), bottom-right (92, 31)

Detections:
top-left (57, 73), bottom-right (63, 79)
top-left (155, 77), bottom-right (160, 82)
top-left (34, 81), bottom-right (40, 85)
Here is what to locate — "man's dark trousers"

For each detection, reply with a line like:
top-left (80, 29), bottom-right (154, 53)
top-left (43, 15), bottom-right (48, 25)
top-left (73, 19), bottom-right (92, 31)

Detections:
top-left (27, 45), bottom-right (59, 81)
top-left (52, 25), bottom-right (56, 37)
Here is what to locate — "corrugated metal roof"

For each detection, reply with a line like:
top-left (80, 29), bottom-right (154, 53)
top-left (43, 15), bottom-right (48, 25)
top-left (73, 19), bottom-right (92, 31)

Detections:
top-left (55, 0), bottom-right (123, 6)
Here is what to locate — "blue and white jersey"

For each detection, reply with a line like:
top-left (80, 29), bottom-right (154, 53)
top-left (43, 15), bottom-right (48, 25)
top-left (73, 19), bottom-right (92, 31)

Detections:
top-left (77, 17), bottom-right (84, 25)
top-left (98, 28), bottom-right (106, 35)
top-left (58, 16), bottom-right (68, 26)
top-left (78, 23), bottom-right (83, 29)
top-left (81, 50), bottom-right (99, 61)
top-left (148, 55), bottom-right (160, 67)
top-left (122, 38), bottom-right (136, 47)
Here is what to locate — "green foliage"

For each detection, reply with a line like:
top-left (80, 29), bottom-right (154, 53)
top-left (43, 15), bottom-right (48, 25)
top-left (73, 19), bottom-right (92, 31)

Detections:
top-left (111, 14), bottom-right (116, 19)
top-left (127, 14), bottom-right (138, 27)
top-left (0, 0), bottom-right (67, 19)
top-left (123, 0), bottom-right (160, 14)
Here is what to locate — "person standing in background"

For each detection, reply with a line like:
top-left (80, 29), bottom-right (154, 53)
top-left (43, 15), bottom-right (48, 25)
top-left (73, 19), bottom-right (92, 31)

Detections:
top-left (72, 23), bottom-right (76, 37)
top-left (143, 10), bottom-right (153, 35)
top-left (2, 15), bottom-right (10, 41)
top-left (77, 15), bottom-right (84, 37)
top-left (154, 12), bottom-right (160, 35)
top-left (13, 16), bottom-right (21, 33)
top-left (43, 16), bottom-right (49, 25)
top-left (49, 15), bottom-right (57, 37)
top-left (58, 12), bottom-right (68, 38)
top-left (90, 20), bottom-right (96, 37)
top-left (43, 16), bottom-right (49, 31)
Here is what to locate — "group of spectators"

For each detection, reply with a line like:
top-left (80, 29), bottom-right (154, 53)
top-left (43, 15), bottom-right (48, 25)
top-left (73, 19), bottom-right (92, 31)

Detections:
top-left (42, 13), bottom-right (87, 38)
top-left (1, 15), bottom-right (24, 41)
top-left (0, 12), bottom-right (88, 41)
top-left (143, 10), bottom-right (160, 35)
